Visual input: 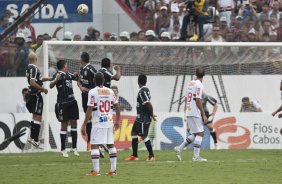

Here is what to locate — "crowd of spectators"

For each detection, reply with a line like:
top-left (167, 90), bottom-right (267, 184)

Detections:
top-left (1, 0), bottom-right (282, 76)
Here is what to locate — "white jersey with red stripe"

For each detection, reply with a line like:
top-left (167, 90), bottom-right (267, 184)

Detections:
top-left (185, 79), bottom-right (204, 118)
top-left (87, 86), bottom-right (117, 128)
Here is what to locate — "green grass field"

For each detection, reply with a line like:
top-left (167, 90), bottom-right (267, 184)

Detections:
top-left (0, 150), bottom-right (281, 184)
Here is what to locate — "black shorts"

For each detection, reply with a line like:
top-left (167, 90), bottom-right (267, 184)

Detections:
top-left (55, 100), bottom-right (79, 122)
top-left (26, 93), bottom-right (43, 115)
top-left (81, 92), bottom-right (88, 113)
top-left (131, 120), bottom-right (150, 137)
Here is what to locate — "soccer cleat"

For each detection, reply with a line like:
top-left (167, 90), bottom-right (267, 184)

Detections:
top-left (70, 148), bottom-right (80, 156)
top-left (174, 146), bottom-right (182, 161)
top-left (61, 150), bottom-right (69, 158)
top-left (86, 171), bottom-right (101, 176)
top-left (125, 155), bottom-right (139, 161)
top-left (27, 138), bottom-right (43, 149)
top-left (146, 156), bottom-right (156, 161)
top-left (192, 156), bottom-right (207, 162)
top-left (214, 143), bottom-right (219, 150)
top-left (106, 170), bottom-right (117, 176)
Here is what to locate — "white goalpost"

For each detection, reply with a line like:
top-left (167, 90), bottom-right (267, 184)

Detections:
top-left (41, 41), bottom-right (282, 151)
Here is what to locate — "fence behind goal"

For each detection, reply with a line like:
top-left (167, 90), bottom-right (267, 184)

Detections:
top-left (39, 41), bottom-right (282, 151)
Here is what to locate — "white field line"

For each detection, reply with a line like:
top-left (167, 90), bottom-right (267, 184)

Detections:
top-left (0, 159), bottom-right (269, 168)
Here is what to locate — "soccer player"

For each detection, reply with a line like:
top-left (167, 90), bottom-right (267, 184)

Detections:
top-left (202, 92), bottom-right (219, 149)
top-left (125, 74), bottom-right (156, 161)
top-left (82, 72), bottom-right (120, 176)
top-left (49, 60), bottom-right (80, 158)
top-left (174, 67), bottom-right (208, 162)
top-left (272, 80), bottom-right (282, 118)
top-left (77, 52), bottom-right (97, 151)
top-left (26, 52), bottom-right (51, 148)
top-left (99, 58), bottom-right (121, 88)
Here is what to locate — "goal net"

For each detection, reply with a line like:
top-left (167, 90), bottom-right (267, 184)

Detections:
top-left (39, 41), bottom-right (282, 151)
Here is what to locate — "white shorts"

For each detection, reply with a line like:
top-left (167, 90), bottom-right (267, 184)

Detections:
top-left (90, 125), bottom-right (114, 145)
top-left (187, 116), bottom-right (204, 134)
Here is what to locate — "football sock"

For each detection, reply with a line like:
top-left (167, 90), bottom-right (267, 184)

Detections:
top-left (109, 147), bottom-right (117, 172)
top-left (91, 149), bottom-right (100, 172)
top-left (144, 138), bottom-right (154, 157)
top-left (60, 131), bottom-right (67, 151)
top-left (210, 131), bottom-right (217, 144)
top-left (194, 136), bottom-right (203, 157)
top-left (179, 134), bottom-right (195, 152)
top-left (30, 120), bottom-right (35, 139)
top-left (71, 128), bottom-right (77, 149)
top-left (86, 122), bottom-right (92, 142)
top-left (132, 136), bottom-right (138, 157)
top-left (33, 121), bottom-right (41, 142)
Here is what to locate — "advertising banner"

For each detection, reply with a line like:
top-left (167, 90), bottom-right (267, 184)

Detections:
top-left (1, 0), bottom-right (93, 23)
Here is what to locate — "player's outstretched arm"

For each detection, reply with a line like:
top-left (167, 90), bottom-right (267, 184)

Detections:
top-left (42, 77), bottom-right (52, 82)
top-left (30, 79), bottom-right (48, 94)
top-left (146, 102), bottom-right (156, 121)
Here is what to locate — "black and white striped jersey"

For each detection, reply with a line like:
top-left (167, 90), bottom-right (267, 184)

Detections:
top-left (99, 67), bottom-right (113, 88)
top-left (79, 63), bottom-right (97, 89)
top-left (52, 71), bottom-right (77, 103)
top-left (136, 86), bottom-right (151, 123)
top-left (26, 64), bottom-right (43, 94)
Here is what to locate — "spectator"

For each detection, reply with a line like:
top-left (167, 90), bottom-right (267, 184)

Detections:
top-left (240, 97), bottom-right (262, 112)
top-left (170, 19), bottom-right (181, 40)
top-left (218, 0), bottom-right (233, 26)
top-left (180, 0), bottom-right (211, 41)
top-left (259, 19), bottom-right (271, 39)
top-left (119, 31), bottom-right (130, 41)
top-left (94, 30), bottom-right (102, 41)
top-left (269, 0), bottom-right (281, 20)
top-left (73, 34), bottom-right (82, 41)
top-left (130, 32), bottom-right (138, 41)
top-left (238, 1), bottom-right (257, 25)
top-left (16, 88), bottom-right (29, 113)
top-left (16, 17), bottom-right (36, 43)
top-left (138, 30), bottom-right (146, 41)
top-left (84, 26), bottom-right (96, 41)
top-left (248, 28), bottom-right (258, 41)
top-left (63, 31), bottom-right (73, 41)
top-left (110, 33), bottom-right (118, 41)
top-left (145, 30), bottom-right (156, 41)
top-left (26, 37), bottom-right (33, 52)
top-left (168, 4), bottom-right (182, 34)
top-left (155, 6), bottom-right (170, 35)
top-left (160, 31), bottom-right (171, 41)
top-left (14, 33), bottom-right (29, 76)
top-left (258, 2), bottom-right (270, 24)
top-left (0, 16), bottom-right (9, 33)
top-left (31, 35), bottom-right (44, 51)
top-left (270, 13), bottom-right (279, 30)
top-left (103, 32), bottom-right (111, 41)
top-left (206, 25), bottom-right (225, 42)
top-left (275, 17), bottom-right (282, 41)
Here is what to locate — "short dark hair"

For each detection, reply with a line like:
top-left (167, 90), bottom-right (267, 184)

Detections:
top-left (196, 67), bottom-right (205, 78)
top-left (101, 58), bottom-right (111, 68)
top-left (138, 74), bottom-right (147, 85)
top-left (130, 32), bottom-right (138, 38)
top-left (81, 52), bottom-right (90, 63)
top-left (95, 72), bottom-right (104, 86)
top-left (57, 60), bottom-right (67, 70)
top-left (22, 88), bottom-right (28, 94)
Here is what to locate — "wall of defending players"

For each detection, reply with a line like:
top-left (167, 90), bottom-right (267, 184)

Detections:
top-left (0, 112), bottom-right (281, 153)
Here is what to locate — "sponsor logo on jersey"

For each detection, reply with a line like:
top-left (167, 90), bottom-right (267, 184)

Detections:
top-left (98, 89), bottom-right (110, 95)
